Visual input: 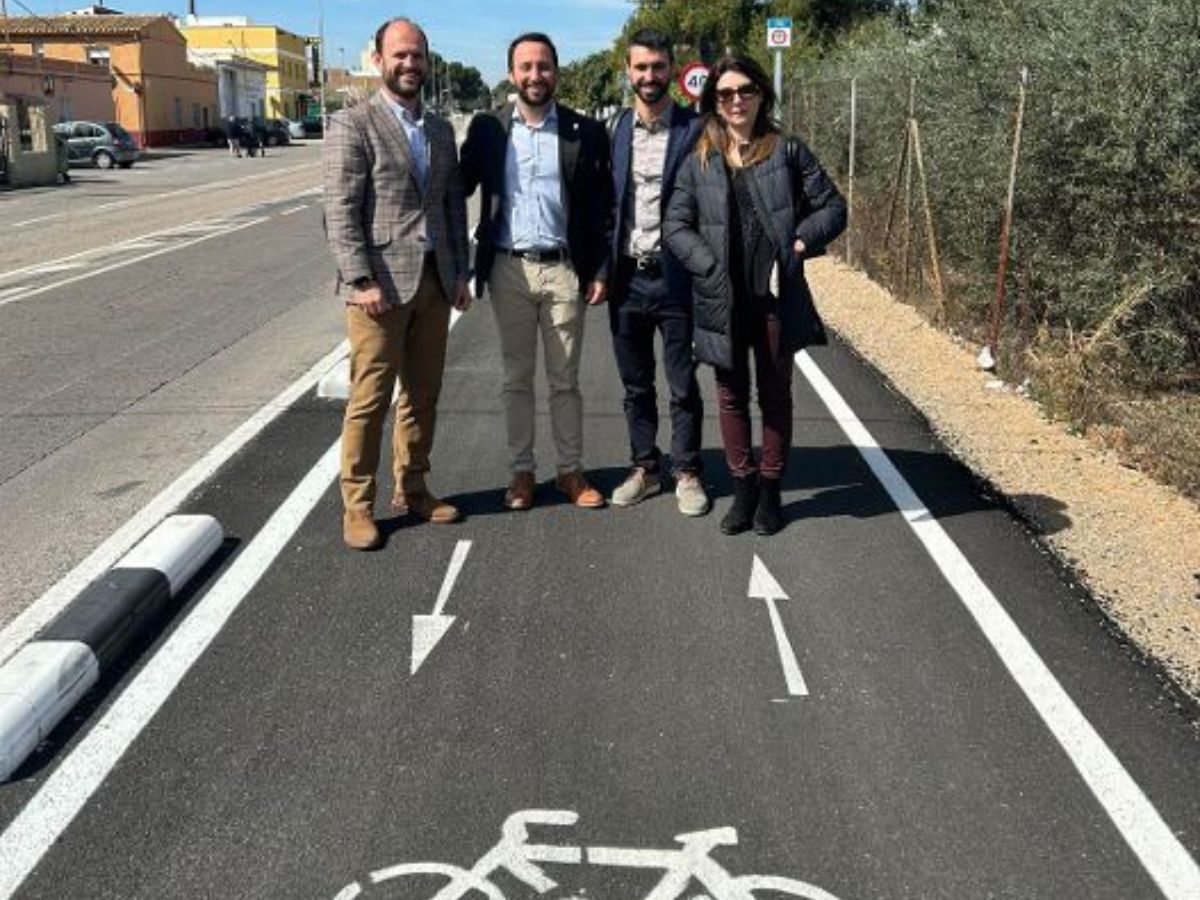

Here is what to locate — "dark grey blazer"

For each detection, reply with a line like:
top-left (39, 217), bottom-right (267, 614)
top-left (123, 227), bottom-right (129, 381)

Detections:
top-left (323, 91), bottom-right (469, 306)
top-left (663, 135), bottom-right (847, 369)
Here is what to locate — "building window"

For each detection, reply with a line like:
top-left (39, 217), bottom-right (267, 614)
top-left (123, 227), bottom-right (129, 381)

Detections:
top-left (174, 97), bottom-right (183, 127)
top-left (86, 46), bottom-right (110, 67)
top-left (192, 103), bottom-right (201, 128)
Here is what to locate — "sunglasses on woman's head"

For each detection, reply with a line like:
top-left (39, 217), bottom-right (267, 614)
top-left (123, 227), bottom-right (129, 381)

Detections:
top-left (716, 84), bottom-right (761, 103)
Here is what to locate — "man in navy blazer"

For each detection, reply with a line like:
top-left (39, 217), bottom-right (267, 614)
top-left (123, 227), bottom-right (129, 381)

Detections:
top-left (607, 29), bottom-right (708, 515)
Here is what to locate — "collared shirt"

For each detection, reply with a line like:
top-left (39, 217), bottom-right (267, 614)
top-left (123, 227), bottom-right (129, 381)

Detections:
top-left (623, 103), bottom-right (673, 258)
top-left (495, 103), bottom-right (567, 251)
top-left (381, 90), bottom-right (433, 248)
top-left (382, 91), bottom-right (430, 193)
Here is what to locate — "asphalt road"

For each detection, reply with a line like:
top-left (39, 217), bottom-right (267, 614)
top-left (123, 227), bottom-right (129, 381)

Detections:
top-left (0, 146), bottom-right (1198, 900)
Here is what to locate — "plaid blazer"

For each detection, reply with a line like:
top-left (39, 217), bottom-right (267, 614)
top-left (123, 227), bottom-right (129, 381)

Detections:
top-left (323, 91), bottom-right (468, 305)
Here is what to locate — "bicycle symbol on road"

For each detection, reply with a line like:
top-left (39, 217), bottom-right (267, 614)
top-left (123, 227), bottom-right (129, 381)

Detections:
top-left (332, 809), bottom-right (845, 900)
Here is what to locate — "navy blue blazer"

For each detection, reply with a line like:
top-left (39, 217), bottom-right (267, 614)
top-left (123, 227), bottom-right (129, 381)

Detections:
top-left (609, 103), bottom-right (702, 304)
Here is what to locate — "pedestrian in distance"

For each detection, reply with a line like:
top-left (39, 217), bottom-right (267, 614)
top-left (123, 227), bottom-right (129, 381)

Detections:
top-left (460, 32), bottom-right (613, 512)
top-left (605, 28), bottom-right (709, 517)
top-left (663, 55), bottom-right (847, 536)
top-left (323, 16), bottom-right (472, 550)
top-left (224, 115), bottom-right (242, 157)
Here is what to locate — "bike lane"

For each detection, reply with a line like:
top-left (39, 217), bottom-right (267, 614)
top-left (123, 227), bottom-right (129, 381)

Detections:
top-left (1, 303), bottom-right (1197, 899)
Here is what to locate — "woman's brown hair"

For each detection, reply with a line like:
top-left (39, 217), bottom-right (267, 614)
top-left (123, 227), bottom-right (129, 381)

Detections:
top-left (694, 55), bottom-right (780, 169)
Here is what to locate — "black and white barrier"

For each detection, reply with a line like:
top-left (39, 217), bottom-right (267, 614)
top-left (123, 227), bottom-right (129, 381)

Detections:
top-left (0, 514), bottom-right (222, 781)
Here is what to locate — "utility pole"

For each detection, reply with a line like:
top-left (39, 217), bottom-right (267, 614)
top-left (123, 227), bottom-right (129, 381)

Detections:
top-left (316, 0), bottom-right (326, 123)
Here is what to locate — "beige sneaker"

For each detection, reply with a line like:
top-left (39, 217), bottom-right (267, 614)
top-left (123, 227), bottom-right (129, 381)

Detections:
top-left (675, 472), bottom-right (711, 517)
top-left (611, 467), bottom-right (661, 507)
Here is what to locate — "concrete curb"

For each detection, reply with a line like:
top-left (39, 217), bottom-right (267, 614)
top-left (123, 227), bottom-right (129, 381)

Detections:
top-left (0, 514), bottom-right (222, 781)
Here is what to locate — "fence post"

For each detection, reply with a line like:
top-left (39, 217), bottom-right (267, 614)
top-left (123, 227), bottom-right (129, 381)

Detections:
top-left (909, 118), bottom-right (947, 319)
top-left (847, 76), bottom-right (857, 267)
top-left (901, 77), bottom-right (916, 300)
top-left (987, 66), bottom-right (1030, 358)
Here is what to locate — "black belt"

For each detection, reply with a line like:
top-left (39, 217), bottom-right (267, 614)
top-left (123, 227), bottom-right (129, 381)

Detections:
top-left (622, 254), bottom-right (663, 277)
top-left (506, 246), bottom-right (567, 264)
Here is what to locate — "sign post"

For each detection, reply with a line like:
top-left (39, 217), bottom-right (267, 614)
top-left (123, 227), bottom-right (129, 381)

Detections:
top-left (766, 17), bottom-right (792, 115)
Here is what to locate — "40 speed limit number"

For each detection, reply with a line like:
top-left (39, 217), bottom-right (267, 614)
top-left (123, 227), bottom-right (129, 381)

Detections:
top-left (678, 61), bottom-right (709, 102)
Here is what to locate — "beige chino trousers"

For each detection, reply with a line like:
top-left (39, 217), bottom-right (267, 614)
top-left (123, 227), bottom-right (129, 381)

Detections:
top-left (488, 253), bottom-right (585, 475)
top-left (341, 257), bottom-right (450, 512)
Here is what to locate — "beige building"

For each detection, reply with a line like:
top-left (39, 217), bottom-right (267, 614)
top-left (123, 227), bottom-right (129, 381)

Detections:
top-left (177, 16), bottom-right (315, 120)
top-left (1, 14), bottom-right (219, 146)
top-left (0, 50), bottom-right (115, 125)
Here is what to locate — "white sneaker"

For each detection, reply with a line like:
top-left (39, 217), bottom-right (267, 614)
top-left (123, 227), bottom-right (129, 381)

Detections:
top-left (675, 473), bottom-right (711, 517)
top-left (611, 467), bottom-right (661, 506)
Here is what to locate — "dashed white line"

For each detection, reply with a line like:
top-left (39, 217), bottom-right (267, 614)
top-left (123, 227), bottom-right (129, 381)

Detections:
top-left (795, 349), bottom-right (1200, 899)
top-left (0, 217), bottom-right (269, 309)
top-left (280, 205), bottom-right (308, 216)
top-left (10, 162), bottom-right (317, 228)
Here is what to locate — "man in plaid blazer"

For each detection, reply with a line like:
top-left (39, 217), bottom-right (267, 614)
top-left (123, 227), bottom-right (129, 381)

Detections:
top-left (324, 16), bottom-right (470, 550)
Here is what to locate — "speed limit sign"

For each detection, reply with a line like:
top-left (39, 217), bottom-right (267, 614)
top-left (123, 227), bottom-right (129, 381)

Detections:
top-left (678, 61), bottom-right (709, 102)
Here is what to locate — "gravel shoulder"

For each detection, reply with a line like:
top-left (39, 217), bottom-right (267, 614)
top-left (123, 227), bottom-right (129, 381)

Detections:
top-left (808, 258), bottom-right (1200, 703)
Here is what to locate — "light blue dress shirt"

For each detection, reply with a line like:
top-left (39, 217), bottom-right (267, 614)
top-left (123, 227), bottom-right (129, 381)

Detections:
top-left (382, 92), bottom-right (430, 193)
top-left (496, 103), bottom-right (567, 251)
top-left (381, 91), bottom-right (432, 247)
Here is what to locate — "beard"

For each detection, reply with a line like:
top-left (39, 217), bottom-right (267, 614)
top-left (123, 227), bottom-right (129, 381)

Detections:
top-left (516, 80), bottom-right (554, 108)
top-left (384, 68), bottom-right (424, 100)
top-left (634, 80), bottom-right (668, 105)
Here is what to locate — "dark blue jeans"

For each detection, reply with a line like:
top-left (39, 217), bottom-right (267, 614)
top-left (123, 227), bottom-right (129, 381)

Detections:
top-left (608, 260), bottom-right (703, 475)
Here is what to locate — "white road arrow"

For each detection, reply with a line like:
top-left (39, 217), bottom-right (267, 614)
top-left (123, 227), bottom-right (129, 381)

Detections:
top-left (411, 540), bottom-right (472, 674)
top-left (748, 555), bottom-right (808, 697)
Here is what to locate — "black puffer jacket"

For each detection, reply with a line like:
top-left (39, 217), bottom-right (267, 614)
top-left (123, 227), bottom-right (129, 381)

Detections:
top-left (663, 135), bottom-right (847, 370)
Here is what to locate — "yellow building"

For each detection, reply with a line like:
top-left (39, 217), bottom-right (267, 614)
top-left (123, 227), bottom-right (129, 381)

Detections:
top-left (177, 16), bottom-right (315, 120)
top-left (1, 14), bottom-right (219, 146)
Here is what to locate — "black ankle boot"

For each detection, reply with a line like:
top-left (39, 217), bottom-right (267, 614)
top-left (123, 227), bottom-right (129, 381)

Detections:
top-left (720, 473), bottom-right (759, 535)
top-left (754, 477), bottom-right (784, 535)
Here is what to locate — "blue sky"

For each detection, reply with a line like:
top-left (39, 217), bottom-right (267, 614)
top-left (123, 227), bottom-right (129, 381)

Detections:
top-left (17, 1), bottom-right (635, 86)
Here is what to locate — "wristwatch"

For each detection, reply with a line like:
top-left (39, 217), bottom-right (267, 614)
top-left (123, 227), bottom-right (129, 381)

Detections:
top-left (350, 275), bottom-right (374, 290)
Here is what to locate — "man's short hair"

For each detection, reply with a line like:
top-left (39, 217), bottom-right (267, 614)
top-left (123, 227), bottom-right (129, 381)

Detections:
top-left (374, 17), bottom-right (429, 55)
top-left (627, 27), bottom-right (673, 64)
top-left (507, 32), bottom-right (558, 72)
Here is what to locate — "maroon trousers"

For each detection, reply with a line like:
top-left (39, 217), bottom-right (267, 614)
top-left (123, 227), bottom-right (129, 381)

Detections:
top-left (714, 299), bottom-right (793, 480)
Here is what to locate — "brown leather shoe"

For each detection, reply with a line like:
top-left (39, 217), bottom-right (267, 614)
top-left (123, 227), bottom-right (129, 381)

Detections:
top-left (555, 469), bottom-right (605, 508)
top-left (504, 471), bottom-right (536, 510)
top-left (343, 510), bottom-right (382, 550)
top-left (393, 490), bottom-right (461, 524)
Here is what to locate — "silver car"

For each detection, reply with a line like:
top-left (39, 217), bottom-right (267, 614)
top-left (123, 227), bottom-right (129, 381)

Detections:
top-left (52, 120), bottom-right (140, 169)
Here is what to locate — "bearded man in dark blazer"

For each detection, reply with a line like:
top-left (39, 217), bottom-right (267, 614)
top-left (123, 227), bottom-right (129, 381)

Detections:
top-left (460, 32), bottom-right (613, 512)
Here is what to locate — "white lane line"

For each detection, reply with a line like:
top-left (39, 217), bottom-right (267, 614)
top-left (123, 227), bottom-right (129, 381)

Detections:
top-left (411, 540), bottom-right (472, 674)
top-left (795, 350), bottom-right (1200, 899)
top-left (280, 205), bottom-right (308, 216)
top-left (0, 441), bottom-right (342, 900)
top-left (0, 338), bottom-right (349, 666)
top-left (0, 217), bottom-right (269, 309)
top-left (10, 162), bottom-right (317, 228)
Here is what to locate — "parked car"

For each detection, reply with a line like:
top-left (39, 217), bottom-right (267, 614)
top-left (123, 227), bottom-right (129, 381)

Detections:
top-left (52, 120), bottom-right (139, 169)
top-left (297, 116), bottom-right (324, 138)
top-left (255, 118), bottom-right (291, 147)
top-left (284, 117), bottom-right (306, 140)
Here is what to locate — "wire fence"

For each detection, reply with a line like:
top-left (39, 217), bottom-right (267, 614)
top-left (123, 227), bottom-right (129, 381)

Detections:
top-left (781, 62), bottom-right (1200, 498)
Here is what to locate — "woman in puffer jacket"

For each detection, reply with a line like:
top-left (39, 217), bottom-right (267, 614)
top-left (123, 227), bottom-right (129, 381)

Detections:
top-left (663, 54), bottom-right (846, 536)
